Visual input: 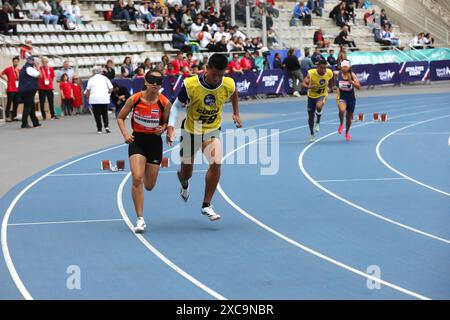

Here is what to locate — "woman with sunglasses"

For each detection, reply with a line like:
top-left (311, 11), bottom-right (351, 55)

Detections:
top-left (117, 70), bottom-right (172, 233)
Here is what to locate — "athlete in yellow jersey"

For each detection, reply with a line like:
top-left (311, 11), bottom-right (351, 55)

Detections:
top-left (167, 54), bottom-right (242, 221)
top-left (301, 60), bottom-right (334, 142)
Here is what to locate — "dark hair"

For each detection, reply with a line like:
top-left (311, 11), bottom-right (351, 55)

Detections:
top-left (12, 56), bottom-right (20, 62)
top-left (123, 56), bottom-right (131, 65)
top-left (207, 54), bottom-right (228, 70)
top-left (288, 48), bottom-right (295, 55)
top-left (317, 60), bottom-right (328, 66)
top-left (145, 69), bottom-right (163, 78)
top-left (61, 73), bottom-right (69, 81)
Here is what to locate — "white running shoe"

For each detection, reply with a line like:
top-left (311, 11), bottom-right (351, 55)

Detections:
top-left (293, 91), bottom-right (301, 97)
top-left (309, 134), bottom-right (315, 143)
top-left (135, 218), bottom-right (146, 233)
top-left (180, 185), bottom-right (190, 202)
top-left (201, 205), bottom-right (221, 221)
top-left (315, 123), bottom-right (320, 132)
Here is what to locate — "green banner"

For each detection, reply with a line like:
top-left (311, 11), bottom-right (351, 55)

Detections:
top-left (347, 48), bottom-right (450, 65)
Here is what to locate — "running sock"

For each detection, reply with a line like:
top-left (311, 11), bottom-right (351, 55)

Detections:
top-left (202, 202), bottom-right (210, 208)
top-left (177, 171), bottom-right (189, 189)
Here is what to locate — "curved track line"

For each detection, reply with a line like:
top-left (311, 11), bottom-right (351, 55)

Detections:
top-left (117, 171), bottom-right (227, 300)
top-left (216, 108), bottom-right (449, 300)
top-left (299, 110), bottom-right (450, 244)
top-left (1, 144), bottom-right (125, 300)
top-left (375, 114), bottom-right (450, 197)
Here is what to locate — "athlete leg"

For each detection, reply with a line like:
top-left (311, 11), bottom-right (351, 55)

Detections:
top-left (143, 163), bottom-right (160, 191)
top-left (130, 154), bottom-right (147, 218)
top-left (202, 138), bottom-right (222, 206)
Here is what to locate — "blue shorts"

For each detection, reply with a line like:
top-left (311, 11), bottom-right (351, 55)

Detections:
top-left (339, 97), bottom-right (356, 113)
top-left (307, 96), bottom-right (326, 112)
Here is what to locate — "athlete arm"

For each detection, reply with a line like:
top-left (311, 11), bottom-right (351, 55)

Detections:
top-left (155, 100), bottom-right (172, 135)
top-left (302, 73), bottom-right (314, 89)
top-left (166, 98), bottom-right (185, 146)
top-left (231, 90), bottom-right (242, 128)
top-left (351, 72), bottom-right (361, 90)
top-left (117, 96), bottom-right (135, 144)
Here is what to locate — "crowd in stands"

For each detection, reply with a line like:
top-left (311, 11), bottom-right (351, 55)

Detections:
top-left (0, 0), bottom-right (84, 32)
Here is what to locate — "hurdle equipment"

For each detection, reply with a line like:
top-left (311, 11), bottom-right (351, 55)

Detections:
top-left (116, 160), bottom-right (125, 171)
top-left (358, 113), bottom-right (364, 121)
top-left (381, 113), bottom-right (388, 122)
top-left (373, 113), bottom-right (379, 121)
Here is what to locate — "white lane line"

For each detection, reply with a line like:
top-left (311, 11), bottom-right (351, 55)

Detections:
top-left (376, 114), bottom-right (450, 197)
top-left (299, 108), bottom-right (450, 244)
top-left (217, 107), bottom-right (444, 300)
top-left (8, 219), bottom-right (124, 227)
top-left (49, 172), bottom-right (129, 177)
top-left (394, 132), bottom-right (450, 136)
top-left (117, 170), bottom-right (227, 300)
top-left (1, 144), bottom-right (126, 300)
top-left (316, 178), bottom-right (407, 183)
top-left (48, 170), bottom-right (208, 177)
top-left (217, 184), bottom-right (430, 300)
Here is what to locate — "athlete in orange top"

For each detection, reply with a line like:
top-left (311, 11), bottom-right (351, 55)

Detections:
top-left (117, 69), bottom-right (172, 233)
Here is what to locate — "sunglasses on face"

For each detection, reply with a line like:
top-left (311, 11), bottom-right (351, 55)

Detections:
top-left (145, 74), bottom-right (163, 85)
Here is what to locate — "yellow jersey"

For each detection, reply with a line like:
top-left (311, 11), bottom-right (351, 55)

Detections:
top-left (183, 75), bottom-right (235, 134)
top-left (307, 68), bottom-right (333, 99)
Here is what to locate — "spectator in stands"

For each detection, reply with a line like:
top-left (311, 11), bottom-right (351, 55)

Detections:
top-left (213, 23), bottom-right (230, 42)
top-left (230, 25), bottom-right (246, 41)
top-left (362, 0), bottom-right (372, 9)
top-left (363, 8), bottom-right (375, 27)
top-left (311, 47), bottom-right (325, 65)
top-left (327, 49), bottom-right (337, 67)
top-left (0, 5), bottom-right (17, 35)
top-left (188, 2), bottom-right (199, 19)
top-left (227, 54), bottom-right (244, 75)
top-left (20, 39), bottom-right (32, 59)
top-left (198, 25), bottom-right (212, 49)
top-left (121, 56), bottom-right (135, 78)
top-left (37, 0), bottom-right (59, 25)
top-left (157, 54), bottom-right (170, 71)
top-left (190, 16), bottom-right (204, 39)
top-left (135, 67), bottom-right (145, 79)
top-left (218, 8), bottom-right (230, 28)
top-left (172, 27), bottom-right (191, 52)
top-left (336, 8), bottom-right (350, 31)
top-left (65, 0), bottom-right (82, 26)
top-left (171, 52), bottom-right (187, 75)
top-left (2, 0), bottom-right (24, 11)
top-left (18, 55), bottom-right (41, 129)
top-left (380, 9), bottom-right (390, 28)
top-left (300, 48), bottom-right (314, 73)
top-left (1, 56), bottom-right (20, 122)
top-left (125, 0), bottom-right (137, 21)
top-left (344, 2), bottom-right (356, 25)
top-left (329, 1), bottom-right (344, 20)
top-left (139, 1), bottom-right (153, 24)
top-left (59, 73), bottom-right (72, 116)
top-left (38, 56), bottom-right (57, 120)
top-left (337, 46), bottom-right (347, 66)
top-left (103, 59), bottom-right (116, 80)
top-left (282, 48), bottom-right (303, 97)
top-left (112, 0), bottom-right (131, 21)
top-left (84, 66), bottom-right (113, 134)
top-left (250, 37), bottom-right (263, 52)
top-left (111, 83), bottom-right (130, 118)
top-left (227, 35), bottom-right (244, 52)
top-left (267, 28), bottom-right (279, 48)
top-left (140, 58), bottom-right (152, 74)
top-left (56, 60), bottom-right (74, 81)
top-left (185, 52), bottom-right (196, 68)
top-left (71, 74), bottom-right (82, 114)
top-left (240, 51), bottom-right (253, 71)
top-left (382, 25), bottom-right (401, 48)
top-left (212, 35), bottom-right (226, 53)
top-left (293, 1), bottom-right (312, 26)
top-left (168, 11), bottom-right (179, 29)
top-left (272, 52), bottom-right (282, 69)
top-left (50, 0), bottom-right (65, 23)
top-left (198, 55), bottom-right (208, 69)
top-left (335, 25), bottom-right (357, 49)
top-left (423, 33), bottom-right (434, 48)
top-left (313, 28), bottom-right (329, 50)
top-left (410, 32), bottom-right (425, 49)
top-left (181, 5), bottom-right (192, 31)
top-left (308, 0), bottom-right (323, 17)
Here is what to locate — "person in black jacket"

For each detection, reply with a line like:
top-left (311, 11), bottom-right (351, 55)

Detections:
top-left (111, 83), bottom-right (130, 117)
top-left (102, 59), bottom-right (116, 80)
top-left (282, 48), bottom-right (303, 97)
top-left (0, 6), bottom-right (17, 35)
top-left (272, 52), bottom-right (282, 69)
top-left (18, 56), bottom-right (41, 128)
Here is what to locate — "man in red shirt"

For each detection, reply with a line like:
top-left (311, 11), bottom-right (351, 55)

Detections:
top-left (227, 54), bottom-right (244, 75)
top-left (1, 56), bottom-right (20, 122)
top-left (38, 56), bottom-right (58, 120)
top-left (171, 52), bottom-right (188, 75)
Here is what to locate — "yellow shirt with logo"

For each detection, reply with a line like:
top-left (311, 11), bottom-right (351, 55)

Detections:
top-left (307, 68), bottom-right (333, 99)
top-left (184, 75), bottom-right (235, 134)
